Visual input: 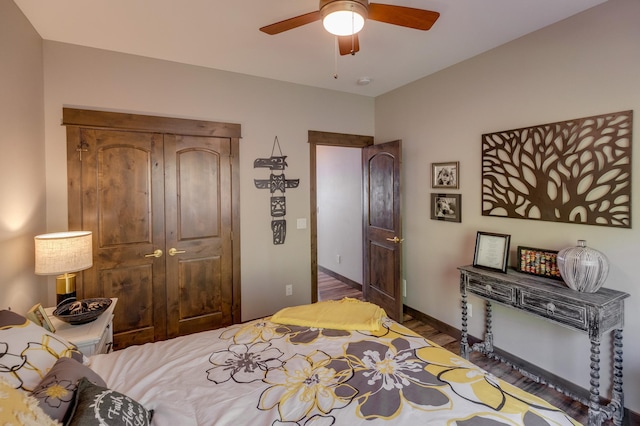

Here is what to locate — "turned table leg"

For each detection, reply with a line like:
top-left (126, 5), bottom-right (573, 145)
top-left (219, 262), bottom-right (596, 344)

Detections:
top-left (587, 337), bottom-right (602, 426)
top-left (461, 288), bottom-right (470, 359)
top-left (587, 330), bottom-right (625, 426)
top-left (484, 300), bottom-right (493, 353)
top-left (611, 329), bottom-right (624, 426)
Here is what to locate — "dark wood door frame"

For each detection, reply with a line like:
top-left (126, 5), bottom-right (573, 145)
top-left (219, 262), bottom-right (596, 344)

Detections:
top-left (308, 130), bottom-right (374, 303)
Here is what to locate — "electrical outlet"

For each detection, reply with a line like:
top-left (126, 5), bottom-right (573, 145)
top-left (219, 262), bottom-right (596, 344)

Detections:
top-left (467, 303), bottom-right (473, 318)
top-left (285, 284), bottom-right (293, 296)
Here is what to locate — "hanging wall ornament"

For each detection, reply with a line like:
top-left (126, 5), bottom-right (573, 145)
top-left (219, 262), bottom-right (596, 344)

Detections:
top-left (270, 196), bottom-right (286, 217)
top-left (254, 137), bottom-right (300, 245)
top-left (481, 110), bottom-right (632, 228)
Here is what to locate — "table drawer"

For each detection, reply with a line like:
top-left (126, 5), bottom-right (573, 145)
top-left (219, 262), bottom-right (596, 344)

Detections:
top-left (519, 291), bottom-right (587, 330)
top-left (95, 320), bottom-right (114, 355)
top-left (466, 276), bottom-right (515, 304)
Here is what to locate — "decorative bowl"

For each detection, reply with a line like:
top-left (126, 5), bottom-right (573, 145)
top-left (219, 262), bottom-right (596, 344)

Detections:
top-left (53, 298), bottom-right (112, 325)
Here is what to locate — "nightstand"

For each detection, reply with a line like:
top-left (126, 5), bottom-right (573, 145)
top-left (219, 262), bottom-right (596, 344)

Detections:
top-left (45, 298), bottom-right (117, 357)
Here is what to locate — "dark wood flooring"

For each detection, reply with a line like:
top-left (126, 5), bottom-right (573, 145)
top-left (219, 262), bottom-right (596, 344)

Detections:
top-left (317, 271), bottom-right (363, 301)
top-left (317, 271), bottom-right (590, 425)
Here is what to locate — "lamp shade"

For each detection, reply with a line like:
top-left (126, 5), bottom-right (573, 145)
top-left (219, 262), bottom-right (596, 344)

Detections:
top-left (34, 231), bottom-right (93, 275)
top-left (321, 1), bottom-right (367, 36)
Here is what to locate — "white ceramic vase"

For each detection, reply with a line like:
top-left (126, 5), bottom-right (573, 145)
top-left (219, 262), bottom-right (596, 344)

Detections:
top-left (557, 240), bottom-right (609, 293)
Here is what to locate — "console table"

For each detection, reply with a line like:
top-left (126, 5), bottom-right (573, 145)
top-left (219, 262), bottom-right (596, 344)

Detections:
top-left (458, 265), bottom-right (629, 426)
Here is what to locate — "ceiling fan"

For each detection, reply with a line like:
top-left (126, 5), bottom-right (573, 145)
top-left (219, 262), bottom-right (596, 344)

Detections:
top-left (260, 0), bottom-right (440, 55)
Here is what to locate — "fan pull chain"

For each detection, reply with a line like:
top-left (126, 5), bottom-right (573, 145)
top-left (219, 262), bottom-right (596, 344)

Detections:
top-left (333, 37), bottom-right (339, 79)
top-left (351, 11), bottom-right (356, 54)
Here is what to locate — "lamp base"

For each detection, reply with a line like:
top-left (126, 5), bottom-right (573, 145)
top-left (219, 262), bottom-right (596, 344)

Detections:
top-left (56, 273), bottom-right (77, 305)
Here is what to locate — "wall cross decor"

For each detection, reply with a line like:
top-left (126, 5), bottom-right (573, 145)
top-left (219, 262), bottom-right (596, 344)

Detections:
top-left (254, 136), bottom-right (300, 244)
top-left (482, 110), bottom-right (632, 228)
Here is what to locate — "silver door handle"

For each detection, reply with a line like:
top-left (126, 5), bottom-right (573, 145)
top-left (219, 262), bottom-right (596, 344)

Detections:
top-left (168, 248), bottom-right (186, 256)
top-left (144, 249), bottom-right (163, 258)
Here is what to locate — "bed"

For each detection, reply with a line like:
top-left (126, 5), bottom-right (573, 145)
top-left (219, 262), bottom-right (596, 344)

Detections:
top-left (1, 300), bottom-right (580, 425)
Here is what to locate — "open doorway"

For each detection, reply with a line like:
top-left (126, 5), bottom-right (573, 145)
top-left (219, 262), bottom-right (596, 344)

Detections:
top-left (316, 145), bottom-right (363, 301)
top-left (308, 131), bottom-right (373, 303)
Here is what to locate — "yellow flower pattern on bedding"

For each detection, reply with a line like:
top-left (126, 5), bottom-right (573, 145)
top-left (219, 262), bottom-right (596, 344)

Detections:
top-left (210, 315), bottom-right (580, 425)
top-left (259, 351), bottom-right (357, 423)
top-left (219, 318), bottom-right (289, 344)
top-left (1, 310), bottom-right (83, 391)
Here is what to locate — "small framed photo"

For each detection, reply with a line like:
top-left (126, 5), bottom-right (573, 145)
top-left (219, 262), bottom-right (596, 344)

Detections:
top-left (430, 193), bottom-right (461, 222)
top-left (517, 246), bottom-right (562, 280)
top-left (473, 231), bottom-right (511, 273)
top-left (432, 161), bottom-right (459, 189)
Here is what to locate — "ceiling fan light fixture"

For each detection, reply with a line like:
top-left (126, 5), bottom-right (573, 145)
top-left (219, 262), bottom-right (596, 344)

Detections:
top-left (321, 1), bottom-right (368, 36)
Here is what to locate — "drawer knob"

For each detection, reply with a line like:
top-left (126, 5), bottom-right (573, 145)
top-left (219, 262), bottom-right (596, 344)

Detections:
top-left (546, 302), bottom-right (556, 314)
top-left (485, 284), bottom-right (492, 293)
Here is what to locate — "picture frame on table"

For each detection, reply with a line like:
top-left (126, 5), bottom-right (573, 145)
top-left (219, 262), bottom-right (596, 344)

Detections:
top-left (516, 246), bottom-right (562, 280)
top-left (431, 161), bottom-right (459, 189)
top-left (430, 193), bottom-right (462, 223)
top-left (472, 231), bottom-right (511, 273)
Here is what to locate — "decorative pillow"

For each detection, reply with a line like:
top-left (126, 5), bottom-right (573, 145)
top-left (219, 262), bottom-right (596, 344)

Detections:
top-left (0, 309), bottom-right (83, 392)
top-left (30, 356), bottom-right (106, 423)
top-left (271, 297), bottom-right (386, 331)
top-left (67, 377), bottom-right (153, 426)
top-left (0, 377), bottom-right (61, 425)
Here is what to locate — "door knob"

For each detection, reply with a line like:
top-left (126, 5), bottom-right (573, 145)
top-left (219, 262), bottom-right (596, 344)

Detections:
top-left (144, 249), bottom-right (163, 258)
top-left (168, 248), bottom-right (186, 256)
top-left (385, 236), bottom-right (404, 243)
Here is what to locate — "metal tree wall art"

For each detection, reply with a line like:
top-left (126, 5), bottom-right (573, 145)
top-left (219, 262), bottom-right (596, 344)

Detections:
top-left (482, 110), bottom-right (632, 228)
top-left (254, 137), bottom-right (300, 244)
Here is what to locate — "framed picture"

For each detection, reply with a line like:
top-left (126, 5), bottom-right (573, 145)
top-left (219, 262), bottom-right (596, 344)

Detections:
top-left (432, 161), bottom-right (459, 189)
top-left (517, 246), bottom-right (562, 280)
top-left (473, 231), bottom-right (511, 273)
top-left (430, 193), bottom-right (461, 222)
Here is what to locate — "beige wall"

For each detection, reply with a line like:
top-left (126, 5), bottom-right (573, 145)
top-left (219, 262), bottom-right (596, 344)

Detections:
top-left (41, 42), bottom-right (375, 320)
top-left (0, 0), bottom-right (46, 312)
top-left (375, 0), bottom-right (640, 412)
top-left (317, 145), bottom-right (363, 283)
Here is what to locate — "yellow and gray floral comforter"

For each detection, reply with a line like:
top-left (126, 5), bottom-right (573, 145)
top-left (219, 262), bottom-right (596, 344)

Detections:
top-left (89, 316), bottom-right (580, 425)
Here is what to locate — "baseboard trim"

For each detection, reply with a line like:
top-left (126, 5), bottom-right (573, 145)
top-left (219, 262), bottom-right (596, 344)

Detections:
top-left (318, 266), bottom-right (362, 291)
top-left (403, 305), bottom-right (639, 425)
top-left (404, 305), bottom-right (463, 341)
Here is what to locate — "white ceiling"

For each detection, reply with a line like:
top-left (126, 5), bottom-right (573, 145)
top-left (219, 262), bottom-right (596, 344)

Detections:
top-left (14, 0), bottom-right (607, 97)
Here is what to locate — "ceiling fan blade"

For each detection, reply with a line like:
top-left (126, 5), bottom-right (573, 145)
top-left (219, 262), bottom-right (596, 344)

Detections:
top-left (338, 34), bottom-right (360, 55)
top-left (259, 11), bottom-right (322, 35)
top-left (368, 4), bottom-right (440, 30)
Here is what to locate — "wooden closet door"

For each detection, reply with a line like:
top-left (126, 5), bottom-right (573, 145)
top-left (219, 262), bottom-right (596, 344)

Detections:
top-left (78, 128), bottom-right (167, 348)
top-left (65, 107), bottom-right (242, 348)
top-left (164, 135), bottom-right (233, 337)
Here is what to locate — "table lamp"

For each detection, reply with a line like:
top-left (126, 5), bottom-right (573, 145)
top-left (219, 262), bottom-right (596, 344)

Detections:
top-left (35, 231), bottom-right (93, 305)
